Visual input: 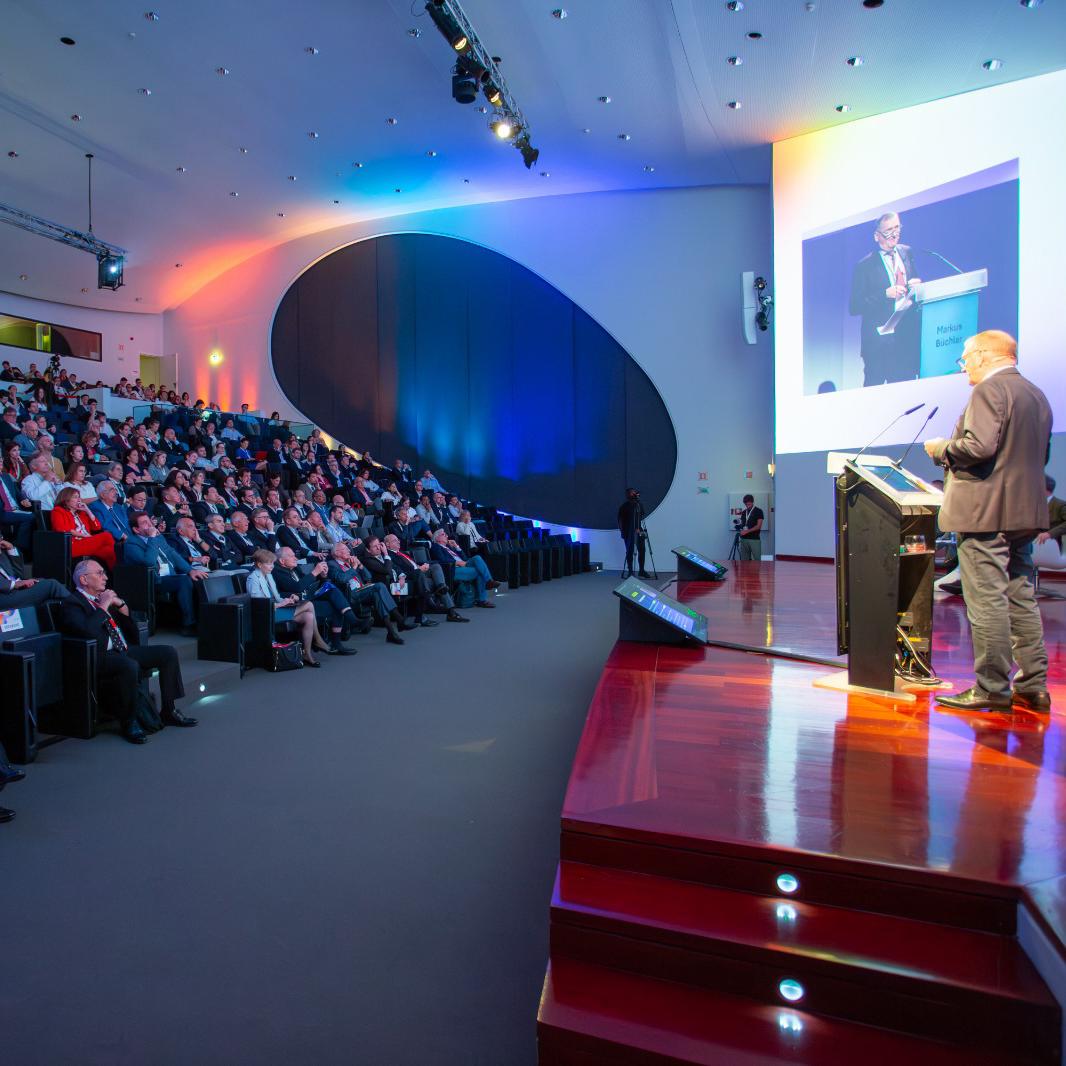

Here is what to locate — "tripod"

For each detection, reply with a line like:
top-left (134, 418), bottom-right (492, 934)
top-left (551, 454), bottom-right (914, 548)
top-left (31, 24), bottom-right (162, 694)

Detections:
top-left (622, 501), bottom-right (658, 581)
top-left (727, 525), bottom-right (743, 562)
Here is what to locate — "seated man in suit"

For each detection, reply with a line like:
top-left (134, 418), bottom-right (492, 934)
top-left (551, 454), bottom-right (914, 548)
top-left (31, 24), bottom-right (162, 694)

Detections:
top-left (349, 475), bottom-right (375, 510)
top-left (192, 484), bottom-right (228, 525)
top-left (124, 511), bottom-right (208, 637)
top-left (166, 516), bottom-right (217, 570)
top-left (0, 538), bottom-right (68, 608)
top-left (429, 528), bottom-right (499, 609)
top-left (276, 507), bottom-right (328, 561)
top-left (58, 559), bottom-right (194, 744)
top-left (154, 484), bottom-right (192, 532)
top-left (200, 513), bottom-right (251, 571)
top-left (382, 532), bottom-right (465, 623)
top-left (1036, 475), bottom-right (1066, 551)
top-left (225, 509), bottom-right (259, 564)
top-left (326, 541), bottom-right (409, 644)
top-left (89, 479), bottom-right (133, 544)
top-left (272, 546), bottom-right (357, 655)
top-left (0, 469), bottom-right (35, 551)
top-left (248, 507), bottom-right (279, 554)
top-left (389, 505), bottom-right (427, 546)
top-left (263, 488), bottom-right (286, 528)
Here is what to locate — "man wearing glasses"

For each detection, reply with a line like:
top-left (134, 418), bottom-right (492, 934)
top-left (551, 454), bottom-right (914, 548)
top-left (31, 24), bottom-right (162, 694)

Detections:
top-left (848, 211), bottom-right (921, 386)
top-left (924, 330), bottom-right (1052, 712)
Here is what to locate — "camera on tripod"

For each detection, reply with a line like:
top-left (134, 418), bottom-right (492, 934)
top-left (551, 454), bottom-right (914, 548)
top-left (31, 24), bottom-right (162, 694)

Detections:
top-left (733, 519), bottom-right (743, 530)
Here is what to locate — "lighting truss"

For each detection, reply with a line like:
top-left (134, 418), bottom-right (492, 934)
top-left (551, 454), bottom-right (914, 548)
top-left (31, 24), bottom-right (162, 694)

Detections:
top-left (425, 0), bottom-right (537, 167)
top-left (0, 201), bottom-right (127, 270)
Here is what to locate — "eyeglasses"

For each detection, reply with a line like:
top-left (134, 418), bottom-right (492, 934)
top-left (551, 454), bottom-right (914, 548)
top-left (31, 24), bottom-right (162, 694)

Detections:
top-left (956, 349), bottom-right (983, 370)
top-left (877, 226), bottom-right (901, 239)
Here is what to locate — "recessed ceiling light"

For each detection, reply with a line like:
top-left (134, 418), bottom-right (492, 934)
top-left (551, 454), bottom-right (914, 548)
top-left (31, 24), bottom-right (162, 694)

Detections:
top-left (727, 56), bottom-right (742, 66)
top-left (644, 165), bottom-right (655, 171)
top-left (551, 8), bottom-right (569, 17)
top-left (598, 95), bottom-right (611, 103)
top-left (476, 106), bottom-right (487, 114)
top-left (846, 56), bottom-right (865, 66)
top-left (19, 275), bottom-right (28, 281)
top-left (176, 166), bottom-right (186, 172)
top-left (216, 67), bottom-right (230, 75)
top-left (277, 212), bottom-right (285, 217)
top-left (463, 178), bottom-right (470, 183)
top-left (386, 117), bottom-right (398, 125)
top-left (144, 11), bottom-right (160, 20)
top-left (175, 263), bottom-right (182, 268)
top-left (135, 297), bottom-right (143, 302)
top-left (862, 0), bottom-right (883, 7)
top-left (407, 28), bottom-right (421, 38)
top-left (983, 58), bottom-right (1003, 71)
top-left (81, 287), bottom-right (89, 293)
top-left (746, 31), bottom-right (762, 40)
top-left (60, 36), bottom-right (76, 45)
top-left (139, 87), bottom-right (152, 95)
top-left (540, 171), bottom-right (550, 177)
top-left (395, 188), bottom-right (402, 193)
top-left (581, 127), bottom-right (590, 133)
top-left (836, 104), bottom-right (852, 112)
top-left (728, 100), bottom-right (741, 109)
top-left (7, 151), bottom-right (18, 158)
top-left (239, 146), bottom-right (248, 153)
top-left (618, 133), bottom-right (631, 140)
top-left (727, 0), bottom-right (744, 10)
top-left (426, 150), bottom-right (437, 156)
top-left (333, 200), bottom-right (340, 204)
top-left (230, 191), bottom-right (239, 196)
top-left (306, 46), bottom-right (320, 54)
top-left (71, 114), bottom-right (82, 122)
top-left (352, 162), bottom-right (364, 168)
top-left (1020, 0), bottom-right (1043, 7)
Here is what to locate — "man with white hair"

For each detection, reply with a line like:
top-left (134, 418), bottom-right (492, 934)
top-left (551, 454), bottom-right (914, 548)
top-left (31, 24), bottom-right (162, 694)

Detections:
top-left (20, 454), bottom-right (60, 510)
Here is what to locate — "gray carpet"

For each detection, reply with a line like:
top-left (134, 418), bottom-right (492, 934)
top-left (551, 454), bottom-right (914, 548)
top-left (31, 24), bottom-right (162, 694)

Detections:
top-left (1, 571), bottom-right (625, 1066)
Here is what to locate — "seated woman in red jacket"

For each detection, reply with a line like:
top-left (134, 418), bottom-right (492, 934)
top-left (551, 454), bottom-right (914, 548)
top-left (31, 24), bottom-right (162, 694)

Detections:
top-left (50, 486), bottom-right (117, 569)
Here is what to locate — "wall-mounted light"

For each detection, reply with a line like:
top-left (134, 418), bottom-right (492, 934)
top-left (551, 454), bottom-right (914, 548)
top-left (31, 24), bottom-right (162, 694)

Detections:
top-left (209, 351), bottom-right (223, 365)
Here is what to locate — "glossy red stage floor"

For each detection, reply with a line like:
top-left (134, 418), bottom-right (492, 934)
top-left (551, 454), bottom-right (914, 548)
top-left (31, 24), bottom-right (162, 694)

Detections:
top-left (539, 561), bottom-right (1066, 1065)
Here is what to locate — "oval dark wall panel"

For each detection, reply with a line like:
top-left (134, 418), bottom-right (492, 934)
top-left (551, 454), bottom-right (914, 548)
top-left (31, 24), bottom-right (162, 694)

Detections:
top-left (271, 233), bottom-right (677, 529)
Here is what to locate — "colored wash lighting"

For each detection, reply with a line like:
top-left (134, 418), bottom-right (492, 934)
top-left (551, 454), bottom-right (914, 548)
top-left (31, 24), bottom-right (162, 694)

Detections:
top-left (775, 903), bottom-right (798, 922)
top-left (779, 978), bottom-right (805, 1002)
top-left (776, 873), bottom-right (799, 894)
top-left (778, 1012), bottom-right (804, 1034)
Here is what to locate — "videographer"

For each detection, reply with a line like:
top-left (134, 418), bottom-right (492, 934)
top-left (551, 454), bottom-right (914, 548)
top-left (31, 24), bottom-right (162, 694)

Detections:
top-left (737, 494), bottom-right (764, 561)
top-left (618, 487), bottom-right (649, 579)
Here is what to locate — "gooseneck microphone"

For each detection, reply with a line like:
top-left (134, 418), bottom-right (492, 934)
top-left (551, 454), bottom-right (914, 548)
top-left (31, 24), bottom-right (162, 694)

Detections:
top-left (917, 248), bottom-right (964, 275)
top-left (892, 406), bottom-right (938, 470)
top-left (852, 403), bottom-right (925, 464)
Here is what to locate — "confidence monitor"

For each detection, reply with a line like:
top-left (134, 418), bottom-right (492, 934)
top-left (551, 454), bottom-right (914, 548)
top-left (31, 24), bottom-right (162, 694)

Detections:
top-left (614, 577), bottom-right (708, 646)
top-left (672, 546), bottom-right (728, 582)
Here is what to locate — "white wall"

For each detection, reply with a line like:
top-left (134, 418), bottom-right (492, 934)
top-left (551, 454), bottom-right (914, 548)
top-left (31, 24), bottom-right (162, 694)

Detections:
top-left (164, 185), bottom-right (774, 567)
top-left (0, 291), bottom-right (164, 391)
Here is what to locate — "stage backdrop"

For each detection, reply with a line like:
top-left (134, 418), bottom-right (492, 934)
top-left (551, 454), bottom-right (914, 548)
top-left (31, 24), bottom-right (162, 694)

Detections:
top-left (270, 233), bottom-right (677, 530)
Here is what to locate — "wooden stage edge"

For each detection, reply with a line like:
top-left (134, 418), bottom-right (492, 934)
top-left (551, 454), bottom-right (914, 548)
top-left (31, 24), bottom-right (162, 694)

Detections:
top-left (539, 560), bottom-right (1066, 1065)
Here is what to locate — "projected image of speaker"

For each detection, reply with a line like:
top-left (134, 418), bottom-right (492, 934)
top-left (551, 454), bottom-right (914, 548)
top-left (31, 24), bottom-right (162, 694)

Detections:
top-left (614, 576), bottom-right (708, 646)
top-left (672, 546), bottom-right (728, 582)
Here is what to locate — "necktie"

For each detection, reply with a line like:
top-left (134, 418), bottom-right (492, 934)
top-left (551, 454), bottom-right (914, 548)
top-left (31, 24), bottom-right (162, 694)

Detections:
top-left (93, 598), bottom-right (128, 652)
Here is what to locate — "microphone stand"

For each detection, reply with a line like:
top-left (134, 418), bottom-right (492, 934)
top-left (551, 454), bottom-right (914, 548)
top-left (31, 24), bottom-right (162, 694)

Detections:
top-left (917, 248), bottom-right (964, 275)
top-left (636, 500), bottom-right (658, 581)
top-left (892, 406), bottom-right (938, 470)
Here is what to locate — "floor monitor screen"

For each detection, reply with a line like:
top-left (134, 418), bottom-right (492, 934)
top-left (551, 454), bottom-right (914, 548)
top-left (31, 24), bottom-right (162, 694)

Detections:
top-left (614, 577), bottom-right (708, 644)
top-left (673, 546), bottom-right (729, 580)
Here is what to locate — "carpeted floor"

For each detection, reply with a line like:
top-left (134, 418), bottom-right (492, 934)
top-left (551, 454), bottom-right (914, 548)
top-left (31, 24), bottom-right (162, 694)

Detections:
top-left (1, 571), bottom-right (626, 1066)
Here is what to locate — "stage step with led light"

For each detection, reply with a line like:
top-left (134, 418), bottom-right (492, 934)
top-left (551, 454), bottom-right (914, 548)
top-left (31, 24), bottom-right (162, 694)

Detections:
top-left (538, 955), bottom-right (1051, 1066)
top-left (547, 861), bottom-right (1058, 1062)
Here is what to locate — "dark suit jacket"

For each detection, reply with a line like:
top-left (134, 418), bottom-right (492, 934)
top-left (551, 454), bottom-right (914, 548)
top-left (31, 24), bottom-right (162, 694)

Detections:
top-left (248, 527), bottom-right (278, 554)
top-left (1047, 495), bottom-right (1066, 548)
top-left (56, 591), bottom-right (140, 678)
top-left (154, 502), bottom-right (188, 532)
top-left (225, 529), bottom-right (258, 563)
top-left (165, 532), bottom-right (214, 568)
top-left (273, 564), bottom-right (320, 599)
top-left (276, 524), bottom-right (322, 559)
top-left (933, 367), bottom-right (1053, 535)
top-left (88, 499), bottom-right (132, 541)
top-left (848, 243), bottom-right (920, 379)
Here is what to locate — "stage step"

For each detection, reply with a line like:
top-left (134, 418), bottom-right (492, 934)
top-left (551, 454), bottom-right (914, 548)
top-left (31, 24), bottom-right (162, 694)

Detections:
top-left (538, 955), bottom-right (1054, 1066)
top-left (550, 861), bottom-right (1059, 1061)
top-left (560, 828), bottom-right (1017, 933)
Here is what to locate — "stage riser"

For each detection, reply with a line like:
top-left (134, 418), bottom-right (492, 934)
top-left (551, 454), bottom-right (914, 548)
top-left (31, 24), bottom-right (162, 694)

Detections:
top-left (549, 922), bottom-right (1060, 1061)
top-left (561, 830), bottom-right (1016, 934)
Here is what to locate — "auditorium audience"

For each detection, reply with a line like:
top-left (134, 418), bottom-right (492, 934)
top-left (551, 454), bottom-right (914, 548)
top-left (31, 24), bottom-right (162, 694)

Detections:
top-left (125, 511), bottom-right (207, 637)
top-left (51, 486), bottom-right (116, 569)
top-left (247, 548), bottom-right (326, 667)
top-left (273, 546), bottom-right (358, 655)
top-left (430, 528), bottom-right (498, 608)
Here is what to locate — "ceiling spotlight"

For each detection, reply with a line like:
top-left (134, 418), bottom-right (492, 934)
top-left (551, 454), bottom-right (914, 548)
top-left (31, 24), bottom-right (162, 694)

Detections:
top-left (514, 131), bottom-right (539, 167)
top-left (453, 57), bottom-right (484, 104)
top-left (216, 67), bottom-right (230, 75)
top-left (490, 115), bottom-right (513, 139)
top-left (862, 0), bottom-right (884, 7)
top-left (618, 133), bottom-right (631, 140)
top-left (551, 8), bottom-right (569, 17)
top-left (476, 106), bottom-right (488, 114)
top-left (728, 100), bottom-right (741, 109)
top-left (239, 146), bottom-right (248, 153)
top-left (308, 131), bottom-right (319, 138)
top-left (1020, 0), bottom-right (1043, 6)
top-left (81, 288), bottom-right (89, 293)
top-left (727, 0), bottom-right (744, 9)
top-left (581, 127), bottom-right (590, 133)
top-left (846, 56), bottom-right (865, 66)
top-left (60, 36), bottom-right (76, 45)
top-left (176, 166), bottom-right (186, 172)
top-left (427, 150), bottom-right (437, 156)
top-left (598, 95), bottom-right (611, 103)
top-left (144, 11), bottom-right (160, 20)
top-left (540, 171), bottom-right (549, 177)
top-left (71, 114), bottom-right (83, 122)
top-left (727, 56), bottom-right (743, 65)
top-left (746, 31), bottom-right (762, 39)
top-left (386, 117), bottom-right (398, 125)
top-left (277, 212), bottom-right (285, 217)
top-left (836, 104), bottom-right (852, 112)
top-left (306, 46), bottom-right (320, 54)
top-left (643, 165), bottom-right (655, 171)
top-left (139, 87), bottom-right (152, 95)
top-left (175, 263), bottom-right (182, 267)
top-left (484, 83), bottom-right (503, 107)
top-left (395, 188), bottom-right (402, 193)
top-left (230, 191), bottom-right (239, 196)
top-left (19, 274), bottom-right (28, 281)
top-left (288, 175), bottom-right (296, 181)
top-left (407, 28), bottom-right (422, 38)
top-left (983, 58), bottom-right (1003, 71)
top-left (426, 0), bottom-right (470, 53)
top-left (135, 297), bottom-right (143, 302)
top-left (7, 151), bottom-right (18, 158)
top-left (352, 162), bottom-right (364, 168)
top-left (97, 254), bottom-right (124, 291)
top-left (333, 200), bottom-right (340, 204)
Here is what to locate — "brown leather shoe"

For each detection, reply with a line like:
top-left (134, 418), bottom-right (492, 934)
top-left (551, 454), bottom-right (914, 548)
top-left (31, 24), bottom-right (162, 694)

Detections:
top-left (1013, 689), bottom-right (1052, 712)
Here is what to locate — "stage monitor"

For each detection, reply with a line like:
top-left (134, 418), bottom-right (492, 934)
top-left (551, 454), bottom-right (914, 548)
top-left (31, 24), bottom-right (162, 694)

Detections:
top-left (614, 577), bottom-right (708, 645)
top-left (672, 546), bottom-right (728, 582)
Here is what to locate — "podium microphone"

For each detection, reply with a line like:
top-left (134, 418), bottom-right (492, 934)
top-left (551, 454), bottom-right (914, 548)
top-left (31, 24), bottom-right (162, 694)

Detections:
top-left (917, 248), bottom-right (964, 275)
top-left (852, 403), bottom-right (924, 464)
top-left (892, 406), bottom-right (938, 470)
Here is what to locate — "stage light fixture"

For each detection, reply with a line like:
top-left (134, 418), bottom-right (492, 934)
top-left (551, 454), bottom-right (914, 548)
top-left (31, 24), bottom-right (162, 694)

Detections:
top-left (97, 253), bottom-right (124, 290)
top-left (484, 83), bottom-right (502, 107)
top-left (490, 114), bottom-right (513, 138)
top-left (514, 132), bottom-right (539, 168)
top-left (453, 67), bottom-right (479, 103)
top-left (427, 0), bottom-right (470, 53)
